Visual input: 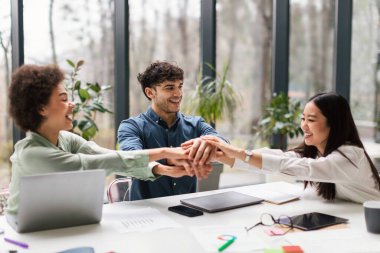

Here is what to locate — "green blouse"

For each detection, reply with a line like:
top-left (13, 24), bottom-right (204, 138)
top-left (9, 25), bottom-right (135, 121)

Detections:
top-left (6, 131), bottom-right (155, 214)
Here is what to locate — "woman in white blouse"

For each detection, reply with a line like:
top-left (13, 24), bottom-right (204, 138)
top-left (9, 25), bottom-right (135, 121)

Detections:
top-left (185, 92), bottom-right (380, 203)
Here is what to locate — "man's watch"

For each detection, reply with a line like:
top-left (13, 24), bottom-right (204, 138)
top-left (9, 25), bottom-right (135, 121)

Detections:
top-left (244, 150), bottom-right (254, 163)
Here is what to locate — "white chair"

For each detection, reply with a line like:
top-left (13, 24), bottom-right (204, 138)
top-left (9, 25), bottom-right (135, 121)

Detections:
top-left (106, 177), bottom-right (132, 203)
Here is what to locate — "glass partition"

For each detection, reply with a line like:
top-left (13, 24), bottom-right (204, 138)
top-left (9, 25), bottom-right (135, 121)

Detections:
top-left (289, 0), bottom-right (335, 102)
top-left (216, 0), bottom-right (273, 149)
top-left (351, 0), bottom-right (380, 170)
top-left (288, 0), bottom-right (335, 146)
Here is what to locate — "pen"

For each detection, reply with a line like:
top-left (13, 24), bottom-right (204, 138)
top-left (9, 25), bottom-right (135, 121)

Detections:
top-left (4, 237), bottom-right (29, 249)
top-left (218, 238), bottom-right (235, 252)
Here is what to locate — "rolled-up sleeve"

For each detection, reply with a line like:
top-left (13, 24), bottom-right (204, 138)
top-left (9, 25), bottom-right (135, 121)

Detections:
top-left (77, 141), bottom-right (155, 180)
top-left (21, 142), bottom-right (156, 181)
top-left (261, 150), bottom-right (361, 183)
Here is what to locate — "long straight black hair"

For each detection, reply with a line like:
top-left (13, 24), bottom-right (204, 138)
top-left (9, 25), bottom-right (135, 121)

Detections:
top-left (293, 92), bottom-right (380, 200)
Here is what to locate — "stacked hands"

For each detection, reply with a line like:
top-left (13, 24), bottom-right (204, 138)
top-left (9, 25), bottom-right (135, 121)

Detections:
top-left (158, 135), bottom-right (238, 179)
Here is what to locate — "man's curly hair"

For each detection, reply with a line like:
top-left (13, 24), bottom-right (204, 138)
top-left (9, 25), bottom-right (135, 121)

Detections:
top-left (137, 61), bottom-right (184, 100)
top-left (8, 64), bottom-right (65, 132)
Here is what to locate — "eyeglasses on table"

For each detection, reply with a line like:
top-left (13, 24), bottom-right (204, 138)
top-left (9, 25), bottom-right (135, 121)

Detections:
top-left (245, 213), bottom-right (294, 236)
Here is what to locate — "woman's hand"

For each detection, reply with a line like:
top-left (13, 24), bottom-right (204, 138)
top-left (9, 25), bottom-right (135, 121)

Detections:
top-left (167, 158), bottom-right (213, 179)
top-left (201, 136), bottom-right (244, 160)
top-left (167, 158), bottom-right (195, 177)
top-left (182, 136), bottom-right (239, 167)
top-left (152, 164), bottom-right (189, 178)
top-left (181, 136), bottom-right (217, 165)
top-left (164, 147), bottom-right (189, 160)
top-left (201, 136), bottom-right (262, 168)
top-left (149, 147), bottom-right (188, 162)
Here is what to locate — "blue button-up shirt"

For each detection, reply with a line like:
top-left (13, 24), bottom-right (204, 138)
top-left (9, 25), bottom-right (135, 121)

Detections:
top-left (117, 107), bottom-right (227, 200)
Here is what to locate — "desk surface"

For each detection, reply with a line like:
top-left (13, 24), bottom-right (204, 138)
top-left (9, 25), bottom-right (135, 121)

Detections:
top-left (0, 182), bottom-right (379, 253)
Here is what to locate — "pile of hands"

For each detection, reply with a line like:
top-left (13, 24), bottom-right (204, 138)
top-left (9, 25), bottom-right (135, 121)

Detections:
top-left (161, 135), bottom-right (238, 179)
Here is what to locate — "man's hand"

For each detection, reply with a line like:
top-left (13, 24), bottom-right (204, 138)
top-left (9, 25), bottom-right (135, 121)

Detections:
top-left (181, 136), bottom-right (217, 166)
top-left (167, 158), bottom-right (213, 179)
top-left (167, 158), bottom-right (195, 177)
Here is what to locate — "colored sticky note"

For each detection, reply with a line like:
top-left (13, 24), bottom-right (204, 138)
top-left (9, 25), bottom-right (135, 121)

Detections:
top-left (282, 245), bottom-right (304, 253)
top-left (264, 227), bottom-right (286, 236)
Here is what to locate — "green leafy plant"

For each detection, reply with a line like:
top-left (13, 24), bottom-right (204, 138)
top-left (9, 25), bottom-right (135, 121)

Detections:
top-left (65, 59), bottom-right (112, 140)
top-left (185, 62), bottom-right (241, 125)
top-left (258, 92), bottom-right (303, 148)
top-left (376, 117), bottom-right (380, 131)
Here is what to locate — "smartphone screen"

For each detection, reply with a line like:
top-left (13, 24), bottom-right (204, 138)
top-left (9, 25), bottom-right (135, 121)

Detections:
top-left (168, 205), bottom-right (203, 217)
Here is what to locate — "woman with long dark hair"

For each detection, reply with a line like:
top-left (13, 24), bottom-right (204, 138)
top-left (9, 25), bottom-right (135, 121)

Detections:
top-left (187, 92), bottom-right (380, 203)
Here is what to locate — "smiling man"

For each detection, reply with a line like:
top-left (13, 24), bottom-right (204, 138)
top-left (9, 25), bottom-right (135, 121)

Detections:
top-left (117, 61), bottom-right (227, 200)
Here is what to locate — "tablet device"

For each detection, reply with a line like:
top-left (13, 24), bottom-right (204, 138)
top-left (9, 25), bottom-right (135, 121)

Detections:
top-left (180, 191), bottom-right (263, 213)
top-left (284, 212), bottom-right (349, 231)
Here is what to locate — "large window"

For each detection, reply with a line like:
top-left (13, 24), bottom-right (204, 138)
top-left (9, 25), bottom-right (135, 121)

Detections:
top-left (216, 0), bottom-right (273, 149)
top-left (287, 0), bottom-right (335, 147)
top-left (289, 0), bottom-right (335, 103)
top-left (351, 0), bottom-right (378, 141)
top-left (24, 0), bottom-right (116, 148)
top-left (129, 0), bottom-right (200, 116)
top-left (0, 0), bottom-right (12, 188)
top-left (350, 0), bottom-right (380, 171)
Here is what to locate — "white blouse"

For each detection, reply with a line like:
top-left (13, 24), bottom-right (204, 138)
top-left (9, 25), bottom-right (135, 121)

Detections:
top-left (233, 145), bottom-right (380, 203)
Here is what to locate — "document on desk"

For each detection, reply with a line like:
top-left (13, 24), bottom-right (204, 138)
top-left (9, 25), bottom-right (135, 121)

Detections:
top-left (111, 207), bottom-right (181, 233)
top-left (189, 226), bottom-right (266, 252)
top-left (285, 228), bottom-right (380, 253)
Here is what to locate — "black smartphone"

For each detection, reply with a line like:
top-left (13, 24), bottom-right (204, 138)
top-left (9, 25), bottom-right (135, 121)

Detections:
top-left (168, 205), bottom-right (203, 217)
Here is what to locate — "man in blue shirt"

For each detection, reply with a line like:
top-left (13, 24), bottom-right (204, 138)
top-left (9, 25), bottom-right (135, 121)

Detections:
top-left (117, 61), bottom-right (227, 200)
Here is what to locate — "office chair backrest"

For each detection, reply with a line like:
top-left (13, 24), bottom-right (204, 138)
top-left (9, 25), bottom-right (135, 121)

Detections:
top-left (107, 177), bottom-right (132, 203)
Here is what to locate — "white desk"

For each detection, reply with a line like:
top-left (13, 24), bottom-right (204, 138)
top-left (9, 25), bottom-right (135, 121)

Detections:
top-left (0, 182), bottom-right (379, 253)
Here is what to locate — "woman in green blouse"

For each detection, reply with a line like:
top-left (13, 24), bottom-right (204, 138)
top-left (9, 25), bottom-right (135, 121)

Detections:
top-left (6, 64), bottom-right (190, 214)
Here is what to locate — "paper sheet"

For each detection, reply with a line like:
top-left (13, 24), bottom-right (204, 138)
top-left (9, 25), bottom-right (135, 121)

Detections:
top-left (285, 228), bottom-right (380, 253)
top-left (112, 207), bottom-right (182, 233)
top-left (189, 226), bottom-right (266, 252)
top-left (240, 189), bottom-right (300, 204)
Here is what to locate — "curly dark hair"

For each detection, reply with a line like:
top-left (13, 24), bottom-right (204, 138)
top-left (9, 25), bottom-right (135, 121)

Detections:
top-left (8, 64), bottom-right (65, 132)
top-left (137, 61), bottom-right (184, 100)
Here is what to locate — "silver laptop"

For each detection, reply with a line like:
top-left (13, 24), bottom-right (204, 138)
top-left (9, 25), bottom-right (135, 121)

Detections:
top-left (7, 170), bottom-right (105, 233)
top-left (180, 191), bottom-right (263, 213)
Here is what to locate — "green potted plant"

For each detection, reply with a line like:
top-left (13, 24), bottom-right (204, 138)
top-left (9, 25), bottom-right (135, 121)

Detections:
top-left (257, 92), bottom-right (303, 150)
top-left (184, 62), bottom-right (241, 191)
top-left (65, 59), bottom-right (113, 140)
top-left (186, 62), bottom-right (240, 126)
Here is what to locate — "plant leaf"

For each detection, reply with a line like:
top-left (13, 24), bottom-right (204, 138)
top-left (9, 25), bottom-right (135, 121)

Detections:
top-left (78, 89), bottom-right (90, 102)
top-left (66, 59), bottom-right (75, 68)
top-left (77, 60), bottom-right (84, 68)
